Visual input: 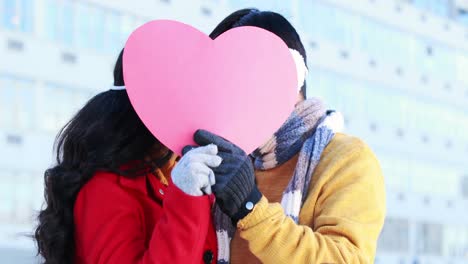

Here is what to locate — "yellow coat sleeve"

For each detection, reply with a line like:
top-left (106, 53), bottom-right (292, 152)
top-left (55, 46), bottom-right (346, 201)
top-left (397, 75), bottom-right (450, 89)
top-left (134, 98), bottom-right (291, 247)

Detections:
top-left (237, 136), bottom-right (386, 263)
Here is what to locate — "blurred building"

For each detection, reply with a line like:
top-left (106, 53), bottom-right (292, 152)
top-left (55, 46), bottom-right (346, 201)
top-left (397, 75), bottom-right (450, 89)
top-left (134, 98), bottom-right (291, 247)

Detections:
top-left (0, 0), bottom-right (467, 263)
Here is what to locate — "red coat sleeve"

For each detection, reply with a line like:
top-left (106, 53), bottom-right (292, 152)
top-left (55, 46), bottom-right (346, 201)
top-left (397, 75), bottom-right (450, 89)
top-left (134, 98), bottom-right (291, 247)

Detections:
top-left (74, 175), bottom-right (211, 264)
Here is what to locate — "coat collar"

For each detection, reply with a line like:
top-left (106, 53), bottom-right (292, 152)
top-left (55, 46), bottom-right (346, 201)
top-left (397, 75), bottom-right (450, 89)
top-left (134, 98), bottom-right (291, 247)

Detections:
top-left (118, 155), bottom-right (177, 198)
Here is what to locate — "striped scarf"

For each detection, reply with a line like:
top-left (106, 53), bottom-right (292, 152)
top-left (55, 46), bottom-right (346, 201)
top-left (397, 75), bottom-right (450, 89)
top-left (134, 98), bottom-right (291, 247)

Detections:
top-left (214, 98), bottom-right (344, 264)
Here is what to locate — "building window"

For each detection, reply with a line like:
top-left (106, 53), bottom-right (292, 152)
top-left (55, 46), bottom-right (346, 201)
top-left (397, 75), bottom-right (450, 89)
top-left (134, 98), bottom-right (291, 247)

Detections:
top-left (267, 0), bottom-right (293, 19)
top-left (45, 0), bottom-right (59, 41)
top-left (14, 78), bottom-right (34, 129)
top-left (75, 2), bottom-right (92, 49)
top-left (104, 11), bottom-right (123, 54)
top-left (416, 222), bottom-right (443, 255)
top-left (457, 9), bottom-right (468, 25)
top-left (456, 52), bottom-right (468, 85)
top-left (0, 172), bottom-right (16, 222)
top-left (409, 40), bottom-right (457, 82)
top-left (462, 175), bottom-right (468, 199)
top-left (430, 0), bottom-right (451, 17)
top-left (41, 84), bottom-right (94, 132)
top-left (20, 0), bottom-right (33, 32)
top-left (42, 85), bottom-right (61, 132)
top-left (430, 44), bottom-right (456, 81)
top-left (0, 77), bottom-right (13, 128)
top-left (0, 76), bottom-right (34, 130)
top-left (410, 162), bottom-right (460, 196)
top-left (43, 0), bottom-right (142, 52)
top-left (411, 0), bottom-right (451, 17)
top-left (3, 0), bottom-right (19, 30)
top-left (377, 218), bottom-right (409, 252)
top-left (46, 0), bottom-right (75, 45)
top-left (61, 0), bottom-right (74, 45)
top-left (55, 86), bottom-right (72, 129)
top-left (228, 0), bottom-right (290, 19)
top-left (443, 225), bottom-right (468, 257)
top-left (15, 172), bottom-right (35, 221)
top-left (366, 24), bottom-right (414, 68)
top-left (300, 2), bottom-right (359, 49)
top-left (2, 0), bottom-right (33, 32)
top-left (120, 14), bottom-right (138, 46)
top-left (379, 156), bottom-right (410, 192)
top-left (90, 6), bottom-right (106, 51)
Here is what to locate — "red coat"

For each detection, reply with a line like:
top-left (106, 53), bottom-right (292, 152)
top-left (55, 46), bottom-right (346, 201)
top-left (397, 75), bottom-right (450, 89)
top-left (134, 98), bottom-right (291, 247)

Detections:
top-left (74, 159), bottom-right (218, 264)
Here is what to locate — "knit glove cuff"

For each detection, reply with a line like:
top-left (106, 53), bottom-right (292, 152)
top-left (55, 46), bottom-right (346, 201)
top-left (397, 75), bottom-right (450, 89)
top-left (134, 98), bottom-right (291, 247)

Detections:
top-left (215, 156), bottom-right (257, 218)
top-left (231, 185), bottom-right (262, 224)
top-left (226, 157), bottom-right (255, 204)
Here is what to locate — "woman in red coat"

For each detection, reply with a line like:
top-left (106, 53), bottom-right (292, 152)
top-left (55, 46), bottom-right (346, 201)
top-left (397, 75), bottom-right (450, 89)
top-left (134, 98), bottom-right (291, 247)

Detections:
top-left (34, 50), bottom-right (219, 264)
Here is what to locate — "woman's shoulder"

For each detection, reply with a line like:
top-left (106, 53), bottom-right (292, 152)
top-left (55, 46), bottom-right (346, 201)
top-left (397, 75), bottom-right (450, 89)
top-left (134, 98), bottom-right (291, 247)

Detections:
top-left (73, 171), bottom-right (148, 247)
top-left (74, 171), bottom-right (147, 228)
top-left (80, 171), bottom-right (122, 194)
top-left (75, 171), bottom-right (143, 209)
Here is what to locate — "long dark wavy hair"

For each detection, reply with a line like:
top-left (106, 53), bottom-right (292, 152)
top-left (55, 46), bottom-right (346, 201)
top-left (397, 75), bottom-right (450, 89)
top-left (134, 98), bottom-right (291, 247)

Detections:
top-left (210, 8), bottom-right (308, 99)
top-left (34, 50), bottom-right (172, 264)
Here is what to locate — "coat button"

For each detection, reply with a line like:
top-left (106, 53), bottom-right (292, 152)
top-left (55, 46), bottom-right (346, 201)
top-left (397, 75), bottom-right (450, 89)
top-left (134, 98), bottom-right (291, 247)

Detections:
top-left (158, 189), bottom-right (164, 195)
top-left (203, 250), bottom-right (214, 264)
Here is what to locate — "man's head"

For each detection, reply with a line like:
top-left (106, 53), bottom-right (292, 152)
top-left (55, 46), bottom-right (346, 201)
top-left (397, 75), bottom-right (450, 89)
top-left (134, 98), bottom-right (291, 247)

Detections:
top-left (210, 8), bottom-right (308, 101)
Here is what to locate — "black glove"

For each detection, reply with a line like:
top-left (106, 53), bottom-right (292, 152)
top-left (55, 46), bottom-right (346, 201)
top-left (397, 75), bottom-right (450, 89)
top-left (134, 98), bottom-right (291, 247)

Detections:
top-left (191, 129), bottom-right (262, 223)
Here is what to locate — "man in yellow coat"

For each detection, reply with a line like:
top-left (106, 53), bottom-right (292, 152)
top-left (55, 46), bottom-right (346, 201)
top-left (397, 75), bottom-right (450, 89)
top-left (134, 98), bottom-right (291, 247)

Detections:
top-left (187, 8), bottom-right (386, 264)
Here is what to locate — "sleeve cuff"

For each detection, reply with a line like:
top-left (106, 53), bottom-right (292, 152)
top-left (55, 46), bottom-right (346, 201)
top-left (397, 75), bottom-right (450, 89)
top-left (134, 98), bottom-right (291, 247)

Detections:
top-left (237, 196), bottom-right (283, 230)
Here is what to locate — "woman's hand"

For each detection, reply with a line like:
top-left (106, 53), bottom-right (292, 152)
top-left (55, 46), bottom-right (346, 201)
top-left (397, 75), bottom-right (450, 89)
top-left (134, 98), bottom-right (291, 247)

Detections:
top-left (171, 144), bottom-right (222, 196)
top-left (192, 129), bottom-right (262, 223)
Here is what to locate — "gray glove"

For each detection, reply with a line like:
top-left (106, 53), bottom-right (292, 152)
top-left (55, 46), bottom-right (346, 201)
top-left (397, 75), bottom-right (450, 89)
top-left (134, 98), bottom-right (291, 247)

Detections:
top-left (171, 144), bottom-right (222, 196)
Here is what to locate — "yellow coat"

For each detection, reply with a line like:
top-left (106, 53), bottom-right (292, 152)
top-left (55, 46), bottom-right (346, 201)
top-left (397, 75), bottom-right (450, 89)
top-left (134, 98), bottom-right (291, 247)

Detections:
top-left (236, 133), bottom-right (386, 263)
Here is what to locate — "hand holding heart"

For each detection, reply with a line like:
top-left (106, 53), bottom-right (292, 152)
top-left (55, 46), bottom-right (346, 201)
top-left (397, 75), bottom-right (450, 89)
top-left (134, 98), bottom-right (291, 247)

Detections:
top-left (123, 20), bottom-right (298, 156)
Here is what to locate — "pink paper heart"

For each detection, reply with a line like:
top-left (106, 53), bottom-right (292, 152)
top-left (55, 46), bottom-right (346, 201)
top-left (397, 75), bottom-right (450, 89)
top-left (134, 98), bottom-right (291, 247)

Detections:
top-left (123, 20), bottom-right (297, 156)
